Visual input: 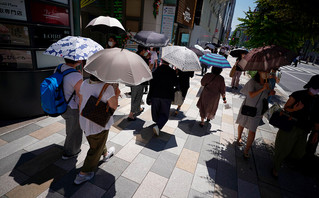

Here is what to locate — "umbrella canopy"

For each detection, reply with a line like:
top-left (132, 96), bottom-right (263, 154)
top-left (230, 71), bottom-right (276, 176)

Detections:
top-left (194, 44), bottom-right (205, 52)
top-left (188, 47), bottom-right (204, 57)
top-left (43, 36), bottom-right (103, 61)
top-left (230, 48), bottom-right (248, 57)
top-left (84, 48), bottom-right (152, 85)
top-left (205, 42), bottom-right (220, 48)
top-left (199, 53), bottom-right (231, 68)
top-left (162, 46), bottom-right (201, 71)
top-left (85, 16), bottom-right (126, 35)
top-left (131, 31), bottom-right (169, 47)
top-left (238, 45), bottom-right (296, 71)
top-left (205, 43), bottom-right (215, 50)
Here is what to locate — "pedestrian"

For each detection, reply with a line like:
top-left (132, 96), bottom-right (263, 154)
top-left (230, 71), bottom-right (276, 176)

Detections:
top-left (127, 45), bottom-right (148, 121)
top-left (149, 47), bottom-right (159, 71)
top-left (224, 48), bottom-right (229, 59)
top-left (312, 54), bottom-right (318, 66)
top-left (174, 69), bottom-right (194, 116)
top-left (148, 60), bottom-right (177, 135)
top-left (74, 74), bottom-right (120, 184)
top-left (231, 53), bottom-right (246, 90)
top-left (272, 75), bottom-right (319, 177)
top-left (106, 35), bottom-right (118, 48)
top-left (59, 58), bottom-right (83, 160)
top-left (236, 72), bottom-right (274, 159)
top-left (292, 56), bottom-right (300, 67)
top-left (197, 67), bottom-right (226, 127)
top-left (201, 62), bottom-right (208, 76)
top-left (267, 69), bottom-right (281, 103)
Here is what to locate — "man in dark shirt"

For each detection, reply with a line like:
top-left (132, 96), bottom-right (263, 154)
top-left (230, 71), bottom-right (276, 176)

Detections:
top-left (148, 60), bottom-right (177, 135)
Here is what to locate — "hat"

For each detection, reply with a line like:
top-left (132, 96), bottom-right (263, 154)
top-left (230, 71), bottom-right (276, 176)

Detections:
top-left (304, 75), bottom-right (319, 89)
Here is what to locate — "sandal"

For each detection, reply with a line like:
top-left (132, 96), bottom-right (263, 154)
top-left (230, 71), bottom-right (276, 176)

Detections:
top-left (199, 122), bottom-right (204, 127)
top-left (236, 140), bottom-right (244, 147)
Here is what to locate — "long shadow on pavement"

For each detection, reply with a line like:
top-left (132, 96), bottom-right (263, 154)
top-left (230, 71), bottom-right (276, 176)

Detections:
top-left (8, 144), bottom-right (116, 197)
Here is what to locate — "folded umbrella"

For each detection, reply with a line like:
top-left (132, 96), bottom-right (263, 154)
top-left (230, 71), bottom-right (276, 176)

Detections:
top-left (85, 16), bottom-right (126, 35)
top-left (230, 48), bottom-right (248, 57)
top-left (43, 36), bottom-right (104, 61)
top-left (199, 53), bottom-right (231, 68)
top-left (131, 31), bottom-right (169, 47)
top-left (238, 45), bottom-right (296, 71)
top-left (162, 46), bottom-right (201, 71)
top-left (84, 48), bottom-right (152, 86)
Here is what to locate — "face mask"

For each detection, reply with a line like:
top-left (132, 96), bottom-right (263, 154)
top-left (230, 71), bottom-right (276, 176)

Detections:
top-left (108, 41), bottom-right (114, 47)
top-left (144, 52), bottom-right (149, 56)
top-left (309, 88), bottom-right (319, 95)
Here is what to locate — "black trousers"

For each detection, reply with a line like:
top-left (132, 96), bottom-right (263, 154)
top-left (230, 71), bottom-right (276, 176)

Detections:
top-left (151, 97), bottom-right (171, 129)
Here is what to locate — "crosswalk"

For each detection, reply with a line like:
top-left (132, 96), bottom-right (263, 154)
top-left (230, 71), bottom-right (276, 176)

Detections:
top-left (280, 65), bottom-right (319, 75)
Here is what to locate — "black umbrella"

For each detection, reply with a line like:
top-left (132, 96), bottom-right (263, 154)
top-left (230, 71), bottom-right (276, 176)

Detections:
top-left (131, 31), bottom-right (169, 47)
top-left (230, 48), bottom-right (248, 57)
top-left (188, 47), bottom-right (204, 57)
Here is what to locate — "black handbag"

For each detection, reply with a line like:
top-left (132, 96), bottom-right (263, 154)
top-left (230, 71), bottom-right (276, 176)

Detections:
top-left (241, 91), bottom-right (263, 117)
top-left (269, 110), bottom-right (297, 132)
top-left (81, 84), bottom-right (115, 127)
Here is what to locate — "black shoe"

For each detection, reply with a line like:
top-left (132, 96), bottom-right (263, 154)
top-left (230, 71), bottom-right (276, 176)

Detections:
top-left (62, 150), bottom-right (81, 160)
top-left (127, 117), bottom-right (136, 121)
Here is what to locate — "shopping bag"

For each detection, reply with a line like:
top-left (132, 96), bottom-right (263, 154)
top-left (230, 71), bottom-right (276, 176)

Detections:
top-left (172, 90), bottom-right (183, 105)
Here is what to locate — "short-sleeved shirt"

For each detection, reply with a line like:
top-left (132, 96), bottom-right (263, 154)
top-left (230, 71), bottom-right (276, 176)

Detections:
top-left (150, 51), bottom-right (158, 64)
top-left (289, 90), bottom-right (319, 131)
top-left (79, 80), bottom-right (115, 136)
top-left (57, 64), bottom-right (82, 109)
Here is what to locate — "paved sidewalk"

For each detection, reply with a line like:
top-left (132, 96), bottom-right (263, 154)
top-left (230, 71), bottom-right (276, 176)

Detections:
top-left (1, 57), bottom-right (319, 198)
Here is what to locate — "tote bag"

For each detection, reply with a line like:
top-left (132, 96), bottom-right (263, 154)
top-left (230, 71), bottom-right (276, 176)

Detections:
top-left (81, 84), bottom-right (115, 127)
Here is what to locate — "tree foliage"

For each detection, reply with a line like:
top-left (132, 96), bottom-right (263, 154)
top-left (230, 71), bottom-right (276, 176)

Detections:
top-left (238, 0), bottom-right (319, 52)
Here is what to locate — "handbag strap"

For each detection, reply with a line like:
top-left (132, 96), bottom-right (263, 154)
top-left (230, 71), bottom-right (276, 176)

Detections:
top-left (96, 84), bottom-right (109, 106)
top-left (244, 89), bottom-right (264, 107)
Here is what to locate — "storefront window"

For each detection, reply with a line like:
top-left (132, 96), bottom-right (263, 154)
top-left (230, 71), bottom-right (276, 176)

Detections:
top-left (181, 33), bottom-right (189, 46)
top-left (0, 49), bottom-right (32, 70)
top-left (0, 23), bottom-right (30, 46)
top-left (33, 27), bottom-right (70, 48)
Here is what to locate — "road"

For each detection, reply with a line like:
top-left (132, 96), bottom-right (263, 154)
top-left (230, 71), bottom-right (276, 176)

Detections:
top-left (278, 62), bottom-right (319, 96)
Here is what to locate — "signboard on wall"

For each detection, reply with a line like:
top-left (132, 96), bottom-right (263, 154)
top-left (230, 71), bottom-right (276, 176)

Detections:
top-left (0, 49), bottom-right (32, 69)
top-left (0, 23), bottom-right (29, 45)
top-left (176, 0), bottom-right (197, 28)
top-left (30, 1), bottom-right (69, 26)
top-left (161, 6), bottom-right (176, 43)
top-left (33, 27), bottom-right (70, 47)
top-left (0, 0), bottom-right (27, 21)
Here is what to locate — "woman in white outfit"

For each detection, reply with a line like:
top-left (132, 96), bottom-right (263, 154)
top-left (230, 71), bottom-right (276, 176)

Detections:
top-left (74, 75), bottom-right (120, 185)
top-left (231, 53), bottom-right (246, 89)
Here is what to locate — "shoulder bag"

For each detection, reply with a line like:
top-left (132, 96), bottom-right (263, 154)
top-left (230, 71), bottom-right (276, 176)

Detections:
top-left (241, 92), bottom-right (263, 117)
top-left (81, 84), bottom-right (115, 127)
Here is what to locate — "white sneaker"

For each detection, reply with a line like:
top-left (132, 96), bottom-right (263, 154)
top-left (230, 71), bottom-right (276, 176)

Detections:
top-left (153, 125), bottom-right (160, 136)
top-left (102, 146), bottom-right (115, 162)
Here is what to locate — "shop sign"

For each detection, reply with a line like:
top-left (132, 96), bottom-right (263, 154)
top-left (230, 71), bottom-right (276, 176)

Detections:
top-left (176, 0), bottom-right (197, 28)
top-left (0, 23), bottom-right (29, 46)
top-left (161, 6), bottom-right (176, 42)
top-left (0, 49), bottom-right (32, 69)
top-left (0, 0), bottom-right (27, 21)
top-left (30, 1), bottom-right (69, 26)
top-left (33, 27), bottom-right (70, 47)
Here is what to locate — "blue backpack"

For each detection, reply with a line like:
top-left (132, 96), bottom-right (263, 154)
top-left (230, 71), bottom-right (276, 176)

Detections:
top-left (40, 64), bottom-right (78, 117)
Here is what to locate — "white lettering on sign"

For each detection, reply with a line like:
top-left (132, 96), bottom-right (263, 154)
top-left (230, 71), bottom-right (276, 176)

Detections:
top-left (183, 7), bottom-right (191, 23)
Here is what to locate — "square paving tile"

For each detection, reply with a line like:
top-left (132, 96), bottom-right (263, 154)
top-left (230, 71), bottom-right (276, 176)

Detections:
top-left (184, 135), bottom-right (203, 153)
top-left (70, 181), bottom-right (105, 198)
top-left (140, 138), bottom-right (167, 159)
top-left (24, 133), bottom-right (65, 154)
top-left (110, 130), bottom-right (134, 146)
top-left (238, 178), bottom-right (261, 198)
top-left (163, 168), bottom-right (193, 198)
top-left (121, 154), bottom-right (155, 184)
top-left (0, 170), bottom-right (29, 196)
top-left (150, 151), bottom-right (179, 178)
top-left (176, 148), bottom-right (199, 174)
top-left (115, 139), bottom-right (144, 162)
top-left (102, 176), bottom-right (139, 198)
top-left (191, 164), bottom-right (216, 197)
top-left (29, 122), bottom-right (65, 140)
top-left (1, 124), bottom-right (42, 143)
top-left (132, 172), bottom-right (168, 198)
top-left (164, 136), bottom-right (186, 156)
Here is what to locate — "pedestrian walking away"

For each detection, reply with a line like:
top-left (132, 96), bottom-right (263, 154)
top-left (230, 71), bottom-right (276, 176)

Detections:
top-left (197, 67), bottom-right (226, 127)
top-left (272, 75), bottom-right (319, 178)
top-left (236, 72), bottom-right (274, 159)
top-left (231, 53), bottom-right (246, 89)
top-left (127, 45), bottom-right (149, 121)
top-left (75, 74), bottom-right (120, 184)
top-left (148, 60), bottom-right (177, 136)
top-left (59, 58), bottom-right (84, 160)
top-left (174, 69), bottom-right (194, 116)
